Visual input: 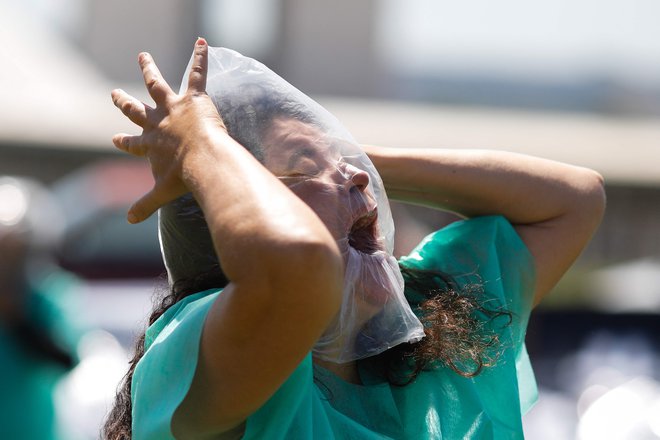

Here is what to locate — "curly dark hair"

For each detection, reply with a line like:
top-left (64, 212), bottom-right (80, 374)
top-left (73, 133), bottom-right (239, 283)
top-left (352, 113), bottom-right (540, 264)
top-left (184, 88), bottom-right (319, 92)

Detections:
top-left (370, 266), bottom-right (512, 385)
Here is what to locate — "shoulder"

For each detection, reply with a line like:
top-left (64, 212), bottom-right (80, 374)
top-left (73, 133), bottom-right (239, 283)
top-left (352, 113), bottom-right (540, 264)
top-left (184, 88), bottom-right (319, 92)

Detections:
top-left (132, 289), bottom-right (221, 440)
top-left (401, 216), bottom-right (533, 277)
top-left (400, 215), bottom-right (536, 322)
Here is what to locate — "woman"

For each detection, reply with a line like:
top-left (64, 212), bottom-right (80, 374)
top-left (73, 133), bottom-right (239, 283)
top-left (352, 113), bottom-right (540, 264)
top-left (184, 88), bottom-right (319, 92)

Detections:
top-left (104, 39), bottom-right (605, 439)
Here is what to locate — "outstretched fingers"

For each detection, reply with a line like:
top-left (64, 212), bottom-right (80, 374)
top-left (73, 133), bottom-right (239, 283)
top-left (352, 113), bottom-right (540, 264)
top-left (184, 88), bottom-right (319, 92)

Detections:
top-left (114, 40), bottom-right (213, 224)
top-left (139, 52), bottom-right (174, 105)
top-left (187, 38), bottom-right (208, 94)
top-left (127, 182), bottom-right (184, 224)
top-left (126, 189), bottom-right (162, 223)
top-left (111, 89), bottom-right (150, 127)
top-left (112, 133), bottom-right (147, 157)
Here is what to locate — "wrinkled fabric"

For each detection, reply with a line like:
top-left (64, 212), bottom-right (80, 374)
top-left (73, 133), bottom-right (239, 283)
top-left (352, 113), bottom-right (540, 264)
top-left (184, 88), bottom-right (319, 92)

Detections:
top-left (132, 216), bottom-right (538, 440)
top-left (160, 47), bottom-right (423, 362)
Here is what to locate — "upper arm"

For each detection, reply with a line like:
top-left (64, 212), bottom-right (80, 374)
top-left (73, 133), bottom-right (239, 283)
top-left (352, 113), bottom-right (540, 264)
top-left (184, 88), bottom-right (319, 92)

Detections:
top-left (363, 144), bottom-right (606, 308)
top-left (514, 171), bottom-right (606, 307)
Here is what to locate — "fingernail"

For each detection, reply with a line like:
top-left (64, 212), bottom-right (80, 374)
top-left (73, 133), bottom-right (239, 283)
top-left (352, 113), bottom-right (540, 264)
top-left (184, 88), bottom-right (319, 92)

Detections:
top-left (127, 212), bottom-right (138, 224)
top-left (196, 37), bottom-right (207, 46)
top-left (138, 52), bottom-right (149, 62)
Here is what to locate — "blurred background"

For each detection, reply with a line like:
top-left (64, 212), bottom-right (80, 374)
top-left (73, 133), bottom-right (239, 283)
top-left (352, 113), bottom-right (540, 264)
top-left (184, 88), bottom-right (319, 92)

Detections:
top-left (1, 0), bottom-right (659, 438)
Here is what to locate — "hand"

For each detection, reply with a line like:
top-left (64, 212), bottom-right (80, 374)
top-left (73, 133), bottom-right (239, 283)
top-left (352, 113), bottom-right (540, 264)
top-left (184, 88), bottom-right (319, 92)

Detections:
top-left (111, 38), bottom-right (226, 223)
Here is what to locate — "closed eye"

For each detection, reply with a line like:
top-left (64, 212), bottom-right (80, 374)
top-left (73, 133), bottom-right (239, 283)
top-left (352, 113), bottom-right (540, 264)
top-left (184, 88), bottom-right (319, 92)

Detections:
top-left (280, 172), bottom-right (312, 179)
top-left (278, 173), bottom-right (313, 184)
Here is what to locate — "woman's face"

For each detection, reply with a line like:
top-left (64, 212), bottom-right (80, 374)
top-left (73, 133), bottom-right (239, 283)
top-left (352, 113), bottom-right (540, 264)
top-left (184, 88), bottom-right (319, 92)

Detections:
top-left (260, 117), bottom-right (421, 361)
top-left (261, 117), bottom-right (383, 256)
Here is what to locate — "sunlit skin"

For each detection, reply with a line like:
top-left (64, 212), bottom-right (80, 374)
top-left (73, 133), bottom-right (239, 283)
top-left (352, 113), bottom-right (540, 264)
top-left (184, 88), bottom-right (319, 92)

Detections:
top-left (262, 117), bottom-right (394, 382)
top-left (261, 117), bottom-right (392, 314)
top-left (261, 117), bottom-right (381, 255)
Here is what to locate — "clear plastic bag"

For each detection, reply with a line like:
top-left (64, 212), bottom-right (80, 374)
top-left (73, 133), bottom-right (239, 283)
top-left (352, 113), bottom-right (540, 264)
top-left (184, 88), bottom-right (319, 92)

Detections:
top-left (159, 47), bottom-right (424, 363)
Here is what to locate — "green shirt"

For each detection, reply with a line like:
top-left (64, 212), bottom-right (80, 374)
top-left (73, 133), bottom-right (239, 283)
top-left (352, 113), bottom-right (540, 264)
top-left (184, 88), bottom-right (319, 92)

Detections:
top-left (132, 216), bottom-right (537, 439)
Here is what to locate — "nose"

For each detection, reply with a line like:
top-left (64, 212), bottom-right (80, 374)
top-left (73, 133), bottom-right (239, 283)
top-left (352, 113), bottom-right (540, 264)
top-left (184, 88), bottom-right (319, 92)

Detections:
top-left (344, 163), bottom-right (370, 191)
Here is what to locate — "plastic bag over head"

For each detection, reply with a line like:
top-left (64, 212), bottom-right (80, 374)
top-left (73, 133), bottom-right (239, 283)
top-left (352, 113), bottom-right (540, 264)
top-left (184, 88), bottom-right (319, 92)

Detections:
top-left (159, 47), bottom-right (424, 363)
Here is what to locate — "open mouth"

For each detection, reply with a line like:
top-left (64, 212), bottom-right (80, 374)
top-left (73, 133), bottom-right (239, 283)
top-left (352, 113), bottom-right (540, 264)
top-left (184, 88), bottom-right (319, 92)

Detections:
top-left (348, 209), bottom-right (381, 254)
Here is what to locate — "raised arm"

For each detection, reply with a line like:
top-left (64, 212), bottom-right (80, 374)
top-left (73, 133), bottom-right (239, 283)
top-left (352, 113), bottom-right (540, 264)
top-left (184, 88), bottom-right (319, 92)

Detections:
top-left (362, 145), bottom-right (606, 306)
top-left (111, 39), bottom-right (343, 436)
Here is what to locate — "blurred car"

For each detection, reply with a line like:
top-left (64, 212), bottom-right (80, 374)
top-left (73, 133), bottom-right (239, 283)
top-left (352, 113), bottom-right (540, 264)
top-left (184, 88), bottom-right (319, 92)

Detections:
top-left (52, 159), bottom-right (164, 279)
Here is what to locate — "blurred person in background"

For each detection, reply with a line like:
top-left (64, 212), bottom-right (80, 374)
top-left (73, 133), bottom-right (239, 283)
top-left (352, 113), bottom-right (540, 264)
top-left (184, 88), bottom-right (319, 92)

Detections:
top-left (103, 40), bottom-right (605, 439)
top-left (0, 176), bottom-right (80, 440)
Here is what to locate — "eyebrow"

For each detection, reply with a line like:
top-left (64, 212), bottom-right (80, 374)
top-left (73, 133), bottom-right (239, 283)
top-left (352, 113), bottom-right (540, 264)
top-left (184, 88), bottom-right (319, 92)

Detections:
top-left (287, 147), bottom-right (318, 170)
top-left (284, 138), bottom-right (341, 171)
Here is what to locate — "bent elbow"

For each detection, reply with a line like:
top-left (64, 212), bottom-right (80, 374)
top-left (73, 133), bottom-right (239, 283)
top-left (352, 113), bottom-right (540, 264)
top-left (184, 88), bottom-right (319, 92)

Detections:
top-left (585, 169), bottom-right (606, 219)
top-left (292, 237), bottom-right (344, 282)
top-left (275, 238), bottom-right (345, 325)
top-left (268, 234), bottom-right (344, 307)
top-left (574, 168), bottom-right (606, 229)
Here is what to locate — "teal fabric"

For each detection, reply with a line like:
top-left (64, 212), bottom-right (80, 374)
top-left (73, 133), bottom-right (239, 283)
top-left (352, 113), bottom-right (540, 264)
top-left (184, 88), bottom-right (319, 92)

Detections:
top-left (132, 215), bottom-right (537, 439)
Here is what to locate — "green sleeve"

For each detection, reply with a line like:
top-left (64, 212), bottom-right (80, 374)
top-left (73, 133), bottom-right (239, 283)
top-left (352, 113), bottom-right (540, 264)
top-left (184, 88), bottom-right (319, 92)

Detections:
top-left (396, 215), bottom-right (538, 439)
top-left (400, 215), bottom-right (536, 349)
top-left (132, 289), bottom-right (337, 440)
top-left (132, 290), bottom-right (220, 440)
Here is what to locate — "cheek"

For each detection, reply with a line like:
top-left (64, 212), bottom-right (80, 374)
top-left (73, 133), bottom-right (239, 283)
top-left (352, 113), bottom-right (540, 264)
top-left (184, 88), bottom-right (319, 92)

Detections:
top-left (289, 182), bottom-right (351, 231)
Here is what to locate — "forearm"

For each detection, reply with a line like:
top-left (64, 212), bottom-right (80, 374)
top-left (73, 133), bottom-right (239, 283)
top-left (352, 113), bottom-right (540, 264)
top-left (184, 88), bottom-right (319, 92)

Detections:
top-left (182, 128), bottom-right (341, 283)
top-left (363, 145), bottom-right (604, 225)
top-left (365, 144), bottom-right (605, 305)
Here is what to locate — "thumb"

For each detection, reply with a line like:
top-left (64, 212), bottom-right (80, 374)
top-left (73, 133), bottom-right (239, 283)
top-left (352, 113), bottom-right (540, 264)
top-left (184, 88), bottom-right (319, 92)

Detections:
top-left (127, 188), bottom-right (166, 224)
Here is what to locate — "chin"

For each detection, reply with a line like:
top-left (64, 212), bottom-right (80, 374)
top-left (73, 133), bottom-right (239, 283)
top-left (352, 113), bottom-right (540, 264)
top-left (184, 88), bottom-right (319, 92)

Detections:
top-left (345, 246), bottom-right (392, 309)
